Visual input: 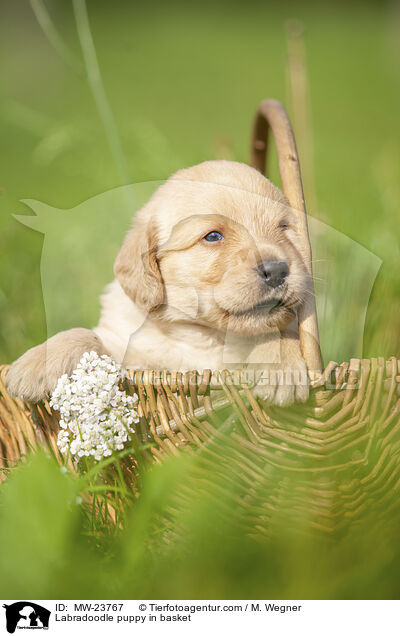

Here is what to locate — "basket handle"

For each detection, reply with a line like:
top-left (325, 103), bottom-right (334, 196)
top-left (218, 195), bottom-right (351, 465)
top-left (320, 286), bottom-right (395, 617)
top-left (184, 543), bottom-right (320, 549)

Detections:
top-left (250, 98), bottom-right (322, 375)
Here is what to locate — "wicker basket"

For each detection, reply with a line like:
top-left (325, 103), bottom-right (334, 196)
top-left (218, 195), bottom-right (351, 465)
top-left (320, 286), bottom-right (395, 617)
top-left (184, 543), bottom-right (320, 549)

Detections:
top-left (1, 100), bottom-right (399, 536)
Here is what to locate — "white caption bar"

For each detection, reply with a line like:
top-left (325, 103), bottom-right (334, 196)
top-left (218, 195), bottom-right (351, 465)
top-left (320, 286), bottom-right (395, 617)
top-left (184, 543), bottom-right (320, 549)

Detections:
top-left (1, 600), bottom-right (398, 635)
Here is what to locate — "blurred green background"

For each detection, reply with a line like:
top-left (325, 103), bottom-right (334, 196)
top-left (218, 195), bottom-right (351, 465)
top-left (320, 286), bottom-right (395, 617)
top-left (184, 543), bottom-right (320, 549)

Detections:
top-left (0, 0), bottom-right (399, 364)
top-left (1, 446), bottom-right (400, 600)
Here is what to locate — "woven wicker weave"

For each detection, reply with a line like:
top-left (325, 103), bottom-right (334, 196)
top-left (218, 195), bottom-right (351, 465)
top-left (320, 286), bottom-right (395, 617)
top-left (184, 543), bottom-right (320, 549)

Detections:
top-left (1, 100), bottom-right (399, 536)
top-left (1, 359), bottom-right (400, 535)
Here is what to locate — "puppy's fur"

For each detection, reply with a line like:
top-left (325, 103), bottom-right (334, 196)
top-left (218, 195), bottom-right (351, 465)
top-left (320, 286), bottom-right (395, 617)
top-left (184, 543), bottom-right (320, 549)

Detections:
top-left (6, 161), bottom-right (310, 405)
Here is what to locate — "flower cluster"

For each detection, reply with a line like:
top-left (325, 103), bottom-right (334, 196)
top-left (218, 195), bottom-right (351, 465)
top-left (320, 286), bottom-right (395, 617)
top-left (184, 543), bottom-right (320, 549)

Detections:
top-left (50, 351), bottom-right (139, 461)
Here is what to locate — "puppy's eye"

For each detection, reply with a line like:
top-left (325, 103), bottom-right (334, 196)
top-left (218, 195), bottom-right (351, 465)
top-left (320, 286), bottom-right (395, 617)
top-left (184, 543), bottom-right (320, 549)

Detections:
top-left (203, 230), bottom-right (224, 242)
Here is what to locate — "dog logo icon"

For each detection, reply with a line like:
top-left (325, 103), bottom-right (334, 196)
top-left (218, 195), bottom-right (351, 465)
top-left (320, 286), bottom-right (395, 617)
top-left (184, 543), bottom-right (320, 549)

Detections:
top-left (2, 602), bottom-right (50, 633)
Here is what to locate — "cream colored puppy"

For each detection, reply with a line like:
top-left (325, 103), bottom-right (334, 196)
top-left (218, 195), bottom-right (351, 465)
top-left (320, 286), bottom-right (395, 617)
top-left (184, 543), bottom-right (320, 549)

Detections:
top-left (6, 161), bottom-right (310, 405)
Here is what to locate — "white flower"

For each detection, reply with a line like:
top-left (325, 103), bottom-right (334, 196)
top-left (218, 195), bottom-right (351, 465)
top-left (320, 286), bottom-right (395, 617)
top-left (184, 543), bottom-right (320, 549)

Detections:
top-left (50, 351), bottom-right (138, 461)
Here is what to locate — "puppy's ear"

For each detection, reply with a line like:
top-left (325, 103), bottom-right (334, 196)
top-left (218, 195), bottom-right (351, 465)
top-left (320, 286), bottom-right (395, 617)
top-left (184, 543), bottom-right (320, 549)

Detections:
top-left (114, 218), bottom-right (164, 312)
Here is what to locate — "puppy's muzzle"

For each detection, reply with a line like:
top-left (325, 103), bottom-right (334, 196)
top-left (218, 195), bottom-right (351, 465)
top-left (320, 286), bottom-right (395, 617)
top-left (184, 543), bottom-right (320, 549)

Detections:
top-left (256, 260), bottom-right (289, 288)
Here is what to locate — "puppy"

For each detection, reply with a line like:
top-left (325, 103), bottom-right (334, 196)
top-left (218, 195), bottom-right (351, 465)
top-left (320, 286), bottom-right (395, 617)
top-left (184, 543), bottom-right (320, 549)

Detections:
top-left (6, 160), bottom-right (310, 405)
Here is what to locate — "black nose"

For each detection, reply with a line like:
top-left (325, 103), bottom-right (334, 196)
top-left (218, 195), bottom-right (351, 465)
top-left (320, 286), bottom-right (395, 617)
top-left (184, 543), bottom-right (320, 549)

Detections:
top-left (257, 260), bottom-right (289, 288)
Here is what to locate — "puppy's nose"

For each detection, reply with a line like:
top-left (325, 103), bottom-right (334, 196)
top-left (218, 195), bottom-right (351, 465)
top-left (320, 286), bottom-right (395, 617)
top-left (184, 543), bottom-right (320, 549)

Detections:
top-left (257, 260), bottom-right (289, 288)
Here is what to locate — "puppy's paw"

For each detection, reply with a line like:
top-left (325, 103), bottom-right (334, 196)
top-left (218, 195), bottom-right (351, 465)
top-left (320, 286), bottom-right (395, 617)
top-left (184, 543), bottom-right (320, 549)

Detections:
top-left (6, 328), bottom-right (107, 403)
top-left (252, 355), bottom-right (309, 407)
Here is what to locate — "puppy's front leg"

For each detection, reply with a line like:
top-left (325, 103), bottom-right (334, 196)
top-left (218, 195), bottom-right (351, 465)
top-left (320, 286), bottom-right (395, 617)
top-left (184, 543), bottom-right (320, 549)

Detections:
top-left (6, 328), bottom-right (107, 403)
top-left (251, 330), bottom-right (309, 406)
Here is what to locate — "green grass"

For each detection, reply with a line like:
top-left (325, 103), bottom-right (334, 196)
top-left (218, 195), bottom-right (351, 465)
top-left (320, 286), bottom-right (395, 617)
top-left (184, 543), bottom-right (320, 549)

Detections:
top-left (2, 426), bottom-right (400, 600)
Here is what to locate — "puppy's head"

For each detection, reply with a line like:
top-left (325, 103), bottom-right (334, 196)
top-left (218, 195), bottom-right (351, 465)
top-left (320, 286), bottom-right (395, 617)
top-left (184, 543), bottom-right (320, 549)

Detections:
top-left (114, 160), bottom-right (309, 336)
